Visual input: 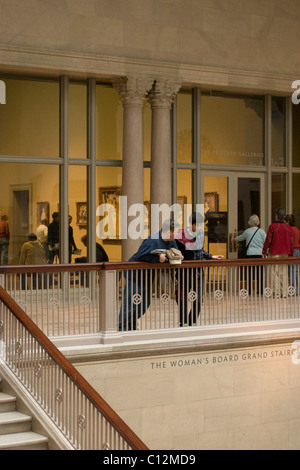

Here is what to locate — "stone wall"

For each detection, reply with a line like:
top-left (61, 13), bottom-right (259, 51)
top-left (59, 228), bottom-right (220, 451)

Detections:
top-left (73, 340), bottom-right (300, 450)
top-left (0, 0), bottom-right (299, 92)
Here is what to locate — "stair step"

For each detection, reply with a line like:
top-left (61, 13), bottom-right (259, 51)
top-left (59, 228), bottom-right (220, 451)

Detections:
top-left (0, 431), bottom-right (48, 450)
top-left (0, 392), bottom-right (17, 412)
top-left (0, 387), bottom-right (48, 450)
top-left (0, 411), bottom-right (32, 435)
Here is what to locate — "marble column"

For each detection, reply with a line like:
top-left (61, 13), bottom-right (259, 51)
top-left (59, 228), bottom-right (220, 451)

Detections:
top-left (148, 80), bottom-right (181, 211)
top-left (113, 76), bottom-right (153, 261)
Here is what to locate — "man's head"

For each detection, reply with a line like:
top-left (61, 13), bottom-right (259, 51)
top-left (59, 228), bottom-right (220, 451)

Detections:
top-left (160, 219), bottom-right (180, 241)
top-left (284, 214), bottom-right (296, 226)
top-left (275, 208), bottom-right (285, 221)
top-left (52, 212), bottom-right (59, 222)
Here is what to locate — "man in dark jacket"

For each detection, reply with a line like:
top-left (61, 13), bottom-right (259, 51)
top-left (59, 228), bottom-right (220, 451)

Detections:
top-left (78, 235), bottom-right (109, 262)
top-left (48, 212), bottom-right (59, 263)
top-left (119, 219), bottom-right (180, 331)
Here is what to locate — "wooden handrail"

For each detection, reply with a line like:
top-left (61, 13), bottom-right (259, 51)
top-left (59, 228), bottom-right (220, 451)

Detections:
top-left (1, 256), bottom-right (299, 275)
top-left (101, 257), bottom-right (300, 270)
top-left (0, 285), bottom-right (148, 450)
top-left (0, 262), bottom-right (103, 274)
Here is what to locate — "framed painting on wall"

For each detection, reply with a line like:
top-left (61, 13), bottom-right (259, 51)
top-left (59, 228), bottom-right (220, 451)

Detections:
top-left (76, 202), bottom-right (87, 227)
top-left (204, 192), bottom-right (219, 213)
top-left (99, 186), bottom-right (122, 240)
top-left (37, 202), bottom-right (50, 225)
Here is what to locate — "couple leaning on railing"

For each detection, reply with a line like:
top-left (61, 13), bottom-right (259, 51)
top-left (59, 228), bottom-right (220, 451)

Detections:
top-left (119, 213), bottom-right (224, 331)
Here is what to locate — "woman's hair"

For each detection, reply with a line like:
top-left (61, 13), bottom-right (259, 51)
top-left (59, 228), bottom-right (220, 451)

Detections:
top-left (248, 214), bottom-right (260, 227)
top-left (189, 212), bottom-right (204, 225)
top-left (284, 214), bottom-right (296, 226)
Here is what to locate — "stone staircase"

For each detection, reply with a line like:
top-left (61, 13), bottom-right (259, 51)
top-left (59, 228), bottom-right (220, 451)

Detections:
top-left (0, 378), bottom-right (48, 450)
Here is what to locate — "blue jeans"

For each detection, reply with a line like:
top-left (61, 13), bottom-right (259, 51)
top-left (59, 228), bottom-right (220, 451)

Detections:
top-left (0, 238), bottom-right (9, 265)
top-left (119, 270), bottom-right (152, 331)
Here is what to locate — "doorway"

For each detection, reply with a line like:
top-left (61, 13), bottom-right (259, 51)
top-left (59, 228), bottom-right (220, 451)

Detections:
top-left (202, 172), bottom-right (265, 259)
top-left (9, 184), bottom-right (32, 264)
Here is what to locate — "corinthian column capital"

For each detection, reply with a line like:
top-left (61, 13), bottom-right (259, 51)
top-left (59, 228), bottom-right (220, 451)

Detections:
top-left (148, 79), bottom-right (181, 108)
top-left (113, 76), bottom-right (154, 106)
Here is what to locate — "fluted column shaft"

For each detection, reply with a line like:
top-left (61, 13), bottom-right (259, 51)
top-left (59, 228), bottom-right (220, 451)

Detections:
top-left (114, 76), bottom-right (153, 260)
top-left (148, 80), bottom-right (181, 208)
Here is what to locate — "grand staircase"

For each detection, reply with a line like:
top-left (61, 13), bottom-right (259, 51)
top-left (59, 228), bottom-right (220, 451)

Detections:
top-left (0, 378), bottom-right (48, 450)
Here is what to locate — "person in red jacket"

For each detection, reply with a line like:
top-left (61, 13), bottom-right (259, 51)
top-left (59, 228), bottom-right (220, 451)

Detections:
top-left (262, 208), bottom-right (293, 298)
top-left (0, 214), bottom-right (9, 265)
top-left (284, 213), bottom-right (300, 295)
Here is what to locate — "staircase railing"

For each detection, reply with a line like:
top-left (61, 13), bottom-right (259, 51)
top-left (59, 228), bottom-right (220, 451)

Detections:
top-left (0, 285), bottom-right (148, 450)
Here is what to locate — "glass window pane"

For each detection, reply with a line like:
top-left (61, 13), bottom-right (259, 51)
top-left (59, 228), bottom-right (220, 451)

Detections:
top-left (272, 97), bottom-right (285, 167)
top-left (96, 84), bottom-right (123, 160)
top-left (204, 176), bottom-right (228, 258)
top-left (177, 91), bottom-right (192, 163)
top-left (0, 77), bottom-right (59, 157)
top-left (201, 94), bottom-right (264, 166)
top-left (96, 166), bottom-right (122, 261)
top-left (68, 82), bottom-right (87, 159)
top-left (238, 177), bottom-right (260, 232)
top-left (292, 174), bottom-right (300, 226)
top-left (292, 102), bottom-right (300, 167)
top-left (177, 169), bottom-right (193, 228)
top-left (272, 173), bottom-right (286, 222)
top-left (204, 176), bottom-right (228, 212)
top-left (0, 162), bottom-right (59, 265)
top-left (69, 166), bottom-right (87, 263)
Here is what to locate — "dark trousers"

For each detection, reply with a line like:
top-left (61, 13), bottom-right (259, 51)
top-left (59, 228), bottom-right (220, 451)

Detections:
top-left (177, 268), bottom-right (204, 326)
top-left (119, 270), bottom-right (153, 331)
top-left (48, 249), bottom-right (59, 264)
top-left (245, 255), bottom-right (264, 294)
top-left (21, 273), bottom-right (46, 290)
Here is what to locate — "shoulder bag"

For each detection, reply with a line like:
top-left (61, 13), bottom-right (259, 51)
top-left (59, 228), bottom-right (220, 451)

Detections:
top-left (240, 228), bottom-right (260, 258)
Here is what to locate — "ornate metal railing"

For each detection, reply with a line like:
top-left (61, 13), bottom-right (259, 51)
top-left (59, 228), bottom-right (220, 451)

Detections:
top-left (1, 258), bottom-right (300, 338)
top-left (0, 264), bottom-right (100, 337)
top-left (113, 257), bottom-right (300, 331)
